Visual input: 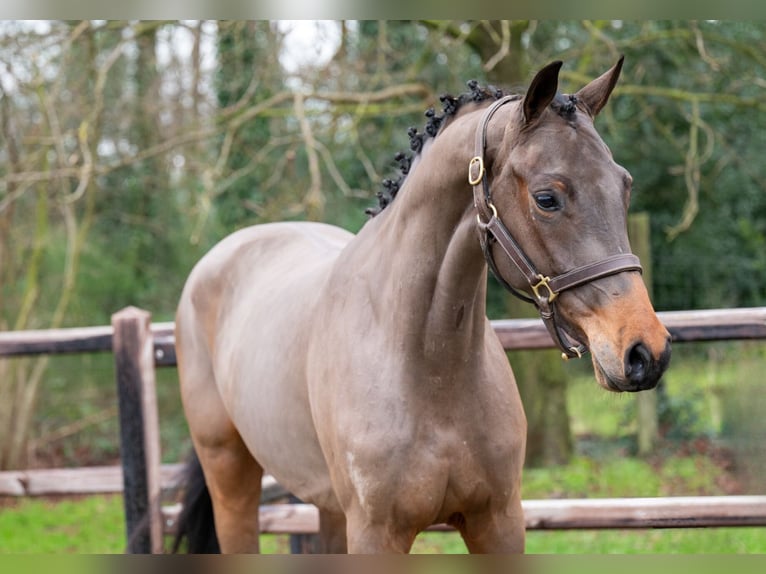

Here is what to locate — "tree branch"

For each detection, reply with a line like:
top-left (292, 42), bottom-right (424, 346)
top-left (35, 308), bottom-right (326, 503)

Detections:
top-left (483, 20), bottom-right (511, 73)
top-left (294, 91), bottom-right (324, 220)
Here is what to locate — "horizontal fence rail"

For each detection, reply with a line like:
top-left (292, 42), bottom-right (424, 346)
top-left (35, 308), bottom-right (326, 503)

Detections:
top-left (2, 307), bottom-right (766, 361)
top-left (491, 307), bottom-right (766, 350)
top-left (161, 496), bottom-right (766, 535)
top-left (0, 321), bottom-right (177, 365)
top-left (0, 464), bottom-right (182, 497)
top-left (0, 464), bottom-right (287, 502)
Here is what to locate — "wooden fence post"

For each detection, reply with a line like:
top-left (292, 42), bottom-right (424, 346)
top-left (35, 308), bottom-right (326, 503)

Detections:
top-left (629, 213), bottom-right (659, 455)
top-left (112, 306), bottom-right (163, 554)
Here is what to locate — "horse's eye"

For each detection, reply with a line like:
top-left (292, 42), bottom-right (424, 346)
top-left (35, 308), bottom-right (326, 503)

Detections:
top-left (534, 192), bottom-right (560, 212)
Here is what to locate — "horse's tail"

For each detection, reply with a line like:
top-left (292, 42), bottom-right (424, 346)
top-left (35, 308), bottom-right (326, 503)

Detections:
top-left (171, 449), bottom-right (220, 553)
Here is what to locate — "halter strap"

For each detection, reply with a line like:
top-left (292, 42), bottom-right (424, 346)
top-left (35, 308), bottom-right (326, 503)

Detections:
top-left (469, 97), bottom-right (643, 359)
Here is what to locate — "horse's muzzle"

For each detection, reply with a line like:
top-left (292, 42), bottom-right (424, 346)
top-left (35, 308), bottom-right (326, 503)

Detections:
top-left (608, 337), bottom-right (672, 392)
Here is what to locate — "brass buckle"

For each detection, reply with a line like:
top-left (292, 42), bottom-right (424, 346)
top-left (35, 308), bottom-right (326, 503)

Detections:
top-left (532, 274), bottom-right (558, 303)
top-left (468, 156), bottom-right (485, 186)
top-left (475, 202), bottom-right (498, 228)
top-left (561, 347), bottom-right (584, 361)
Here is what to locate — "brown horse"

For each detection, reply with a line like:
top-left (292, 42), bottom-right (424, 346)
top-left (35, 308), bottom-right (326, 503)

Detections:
top-left (173, 58), bottom-right (671, 554)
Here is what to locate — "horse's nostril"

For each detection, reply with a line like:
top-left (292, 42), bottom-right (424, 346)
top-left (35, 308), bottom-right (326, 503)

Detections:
top-left (625, 342), bottom-right (651, 384)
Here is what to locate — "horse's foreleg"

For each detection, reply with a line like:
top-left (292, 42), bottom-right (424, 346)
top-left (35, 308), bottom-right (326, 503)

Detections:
top-left (344, 506), bottom-right (418, 554)
top-left (458, 497), bottom-right (525, 554)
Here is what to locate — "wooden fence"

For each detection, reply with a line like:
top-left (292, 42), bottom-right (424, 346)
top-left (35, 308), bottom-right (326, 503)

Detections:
top-left (2, 306), bottom-right (766, 553)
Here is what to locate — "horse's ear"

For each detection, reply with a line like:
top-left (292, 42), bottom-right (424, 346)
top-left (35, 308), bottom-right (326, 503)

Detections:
top-left (523, 60), bottom-right (563, 124)
top-left (575, 55), bottom-right (625, 117)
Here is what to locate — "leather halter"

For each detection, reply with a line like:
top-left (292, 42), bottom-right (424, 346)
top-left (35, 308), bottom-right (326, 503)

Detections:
top-left (469, 96), bottom-right (643, 359)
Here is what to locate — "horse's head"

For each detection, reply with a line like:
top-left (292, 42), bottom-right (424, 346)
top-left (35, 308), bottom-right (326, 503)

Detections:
top-left (480, 58), bottom-right (671, 392)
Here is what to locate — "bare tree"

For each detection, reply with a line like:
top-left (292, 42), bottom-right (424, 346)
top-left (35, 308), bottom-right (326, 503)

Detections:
top-left (0, 20), bottom-right (434, 469)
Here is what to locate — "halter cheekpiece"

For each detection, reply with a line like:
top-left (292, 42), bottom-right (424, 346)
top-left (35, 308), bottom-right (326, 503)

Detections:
top-left (470, 96), bottom-right (643, 359)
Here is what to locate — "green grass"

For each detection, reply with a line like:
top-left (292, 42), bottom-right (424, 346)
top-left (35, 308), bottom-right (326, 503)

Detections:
top-left (0, 496), bottom-right (125, 553)
top-left (5, 493), bottom-right (762, 554)
top-left (410, 528), bottom-right (766, 554)
top-left (566, 341), bottom-right (766, 438)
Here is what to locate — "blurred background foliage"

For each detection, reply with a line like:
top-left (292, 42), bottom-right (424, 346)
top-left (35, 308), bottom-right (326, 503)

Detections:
top-left (0, 21), bottom-right (765, 474)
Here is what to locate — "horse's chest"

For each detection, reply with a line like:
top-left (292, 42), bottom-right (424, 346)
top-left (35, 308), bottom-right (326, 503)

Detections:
top-left (436, 432), bottom-right (518, 509)
top-left (343, 424), bottom-right (521, 526)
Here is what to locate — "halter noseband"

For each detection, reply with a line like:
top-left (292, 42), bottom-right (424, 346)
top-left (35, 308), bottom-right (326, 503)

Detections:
top-left (470, 96), bottom-right (643, 359)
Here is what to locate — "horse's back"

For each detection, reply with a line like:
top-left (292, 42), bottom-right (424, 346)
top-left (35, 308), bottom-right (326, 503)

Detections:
top-left (179, 220), bottom-right (351, 331)
top-left (176, 221), bottom-right (353, 507)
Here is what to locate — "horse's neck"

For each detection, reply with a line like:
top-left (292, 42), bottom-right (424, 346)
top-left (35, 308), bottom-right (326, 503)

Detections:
top-left (363, 111), bottom-right (493, 362)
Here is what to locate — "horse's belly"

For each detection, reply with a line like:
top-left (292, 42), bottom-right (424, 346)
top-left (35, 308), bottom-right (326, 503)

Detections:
top-left (204, 222), bottom-right (353, 511)
top-left (231, 381), bottom-right (339, 509)
top-left (223, 338), bottom-right (338, 508)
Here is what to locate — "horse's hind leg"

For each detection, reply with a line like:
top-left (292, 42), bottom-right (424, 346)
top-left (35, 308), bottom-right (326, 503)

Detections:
top-left (194, 434), bottom-right (264, 553)
top-left (178, 323), bottom-right (263, 553)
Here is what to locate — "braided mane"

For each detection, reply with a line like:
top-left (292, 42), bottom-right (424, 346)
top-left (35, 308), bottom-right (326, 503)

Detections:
top-left (366, 80), bottom-right (511, 217)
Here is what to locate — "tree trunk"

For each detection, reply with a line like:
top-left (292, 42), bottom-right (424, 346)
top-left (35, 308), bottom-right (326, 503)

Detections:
top-left (0, 22), bottom-right (109, 469)
top-left (506, 297), bottom-right (573, 467)
top-left (629, 213), bottom-right (659, 455)
top-left (473, 21), bottom-right (573, 468)
top-left (466, 21), bottom-right (529, 87)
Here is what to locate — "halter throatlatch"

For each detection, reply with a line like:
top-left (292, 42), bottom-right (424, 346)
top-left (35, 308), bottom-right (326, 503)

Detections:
top-left (470, 96), bottom-right (643, 359)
